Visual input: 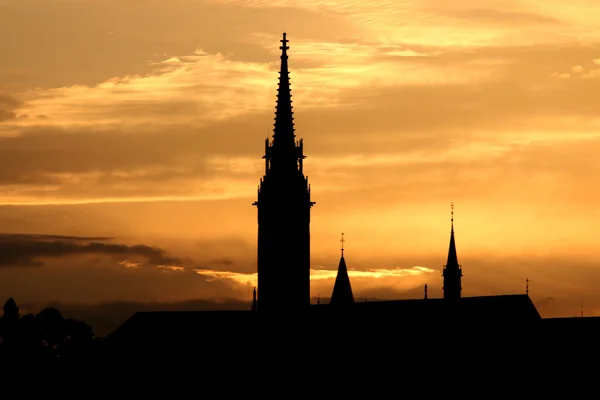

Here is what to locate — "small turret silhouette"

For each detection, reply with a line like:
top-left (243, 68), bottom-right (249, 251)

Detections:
top-left (251, 287), bottom-right (257, 311)
top-left (443, 203), bottom-right (462, 300)
top-left (330, 233), bottom-right (355, 305)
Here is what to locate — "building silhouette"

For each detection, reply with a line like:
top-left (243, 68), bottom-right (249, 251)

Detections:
top-left (252, 32), bottom-right (315, 312)
top-left (103, 33), bottom-right (563, 363)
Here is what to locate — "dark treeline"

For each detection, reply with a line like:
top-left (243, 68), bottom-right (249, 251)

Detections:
top-left (0, 297), bottom-right (102, 362)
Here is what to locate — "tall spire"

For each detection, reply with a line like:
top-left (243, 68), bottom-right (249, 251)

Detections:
top-left (253, 33), bottom-right (314, 312)
top-left (272, 32), bottom-right (295, 147)
top-left (330, 233), bottom-right (354, 305)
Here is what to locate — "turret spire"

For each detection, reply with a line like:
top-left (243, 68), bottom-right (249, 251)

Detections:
top-left (443, 203), bottom-right (462, 300)
top-left (330, 233), bottom-right (354, 305)
top-left (447, 203), bottom-right (458, 267)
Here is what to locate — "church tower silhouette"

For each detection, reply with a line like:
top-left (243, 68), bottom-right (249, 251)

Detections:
top-left (442, 203), bottom-right (462, 300)
top-left (253, 33), bottom-right (315, 312)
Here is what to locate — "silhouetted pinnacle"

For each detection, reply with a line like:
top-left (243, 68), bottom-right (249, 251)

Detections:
top-left (273, 32), bottom-right (295, 147)
top-left (446, 223), bottom-right (459, 268)
top-left (330, 255), bottom-right (354, 305)
top-left (443, 204), bottom-right (462, 300)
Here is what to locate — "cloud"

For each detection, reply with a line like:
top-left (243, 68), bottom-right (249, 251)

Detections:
top-left (553, 59), bottom-right (600, 80)
top-left (193, 265), bottom-right (437, 296)
top-left (0, 41), bottom-right (599, 205)
top-left (0, 233), bottom-right (183, 268)
top-left (215, 0), bottom-right (600, 46)
top-left (430, 7), bottom-right (561, 26)
top-left (0, 94), bottom-right (22, 122)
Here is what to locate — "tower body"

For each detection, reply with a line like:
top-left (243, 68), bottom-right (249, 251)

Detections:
top-left (253, 33), bottom-right (315, 312)
top-left (442, 217), bottom-right (462, 300)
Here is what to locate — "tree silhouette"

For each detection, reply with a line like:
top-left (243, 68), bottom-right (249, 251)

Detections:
top-left (0, 298), bottom-right (97, 361)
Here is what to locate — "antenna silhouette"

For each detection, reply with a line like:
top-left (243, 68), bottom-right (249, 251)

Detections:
top-left (526, 278), bottom-right (529, 295)
top-left (340, 232), bottom-right (345, 257)
top-left (424, 283), bottom-right (428, 300)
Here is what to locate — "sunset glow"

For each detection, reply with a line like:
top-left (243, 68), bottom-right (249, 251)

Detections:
top-left (1, 0), bottom-right (600, 328)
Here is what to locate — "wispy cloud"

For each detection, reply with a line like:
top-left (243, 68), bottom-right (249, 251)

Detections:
top-left (0, 233), bottom-right (183, 268)
top-left (8, 42), bottom-right (493, 132)
top-left (193, 265), bottom-right (436, 295)
top-left (214, 0), bottom-right (600, 45)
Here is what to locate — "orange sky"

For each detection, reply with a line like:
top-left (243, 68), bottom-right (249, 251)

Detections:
top-left (1, 0), bottom-right (600, 322)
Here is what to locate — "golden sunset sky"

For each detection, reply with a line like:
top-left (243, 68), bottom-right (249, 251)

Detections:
top-left (1, 0), bottom-right (600, 328)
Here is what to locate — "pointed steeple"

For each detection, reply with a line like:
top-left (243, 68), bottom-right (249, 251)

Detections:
top-left (446, 206), bottom-right (459, 268)
top-left (330, 233), bottom-right (354, 305)
top-left (443, 203), bottom-right (462, 300)
top-left (272, 32), bottom-right (295, 148)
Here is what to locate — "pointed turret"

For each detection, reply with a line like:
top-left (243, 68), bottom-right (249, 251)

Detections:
top-left (443, 203), bottom-right (462, 300)
top-left (330, 233), bottom-right (354, 305)
top-left (446, 219), bottom-right (459, 268)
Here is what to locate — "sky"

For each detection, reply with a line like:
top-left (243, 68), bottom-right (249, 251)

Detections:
top-left (1, 0), bottom-right (600, 334)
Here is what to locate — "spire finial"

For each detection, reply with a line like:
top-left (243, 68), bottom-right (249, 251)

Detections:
top-left (526, 278), bottom-right (529, 295)
top-left (451, 202), bottom-right (454, 227)
top-left (280, 32), bottom-right (289, 53)
top-left (340, 232), bottom-right (345, 256)
top-left (424, 283), bottom-right (428, 300)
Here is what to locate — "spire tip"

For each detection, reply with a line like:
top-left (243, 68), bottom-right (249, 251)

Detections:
top-left (280, 32), bottom-right (289, 51)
